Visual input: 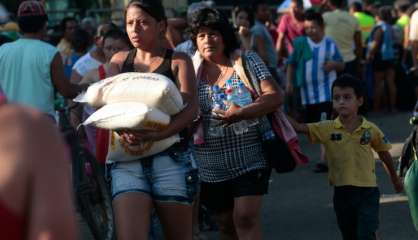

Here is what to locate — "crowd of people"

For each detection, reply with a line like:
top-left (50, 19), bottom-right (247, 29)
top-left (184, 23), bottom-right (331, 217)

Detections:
top-left (0, 0), bottom-right (417, 239)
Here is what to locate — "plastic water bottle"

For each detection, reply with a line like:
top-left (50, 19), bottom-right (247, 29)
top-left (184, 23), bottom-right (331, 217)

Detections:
top-left (224, 80), bottom-right (252, 134)
top-left (211, 85), bottom-right (225, 111)
top-left (320, 112), bottom-right (327, 121)
top-left (208, 85), bottom-right (225, 137)
top-left (262, 128), bottom-right (276, 141)
top-left (207, 120), bottom-right (224, 137)
top-left (223, 81), bottom-right (248, 134)
top-left (235, 81), bottom-right (253, 107)
top-left (237, 81), bottom-right (259, 127)
top-left (224, 79), bottom-right (235, 108)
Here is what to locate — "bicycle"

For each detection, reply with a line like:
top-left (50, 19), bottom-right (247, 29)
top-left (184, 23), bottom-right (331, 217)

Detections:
top-left (57, 103), bottom-right (114, 240)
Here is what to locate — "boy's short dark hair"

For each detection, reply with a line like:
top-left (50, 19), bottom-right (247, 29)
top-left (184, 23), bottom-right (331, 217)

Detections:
top-left (332, 74), bottom-right (366, 99)
top-left (378, 6), bottom-right (394, 22)
top-left (103, 29), bottom-right (132, 48)
top-left (18, 15), bottom-right (48, 33)
top-left (17, 0), bottom-right (48, 34)
top-left (332, 74), bottom-right (367, 113)
top-left (60, 17), bottom-right (77, 32)
top-left (350, 2), bottom-right (363, 12)
top-left (70, 28), bottom-right (91, 53)
top-left (96, 22), bottom-right (118, 38)
top-left (395, 0), bottom-right (411, 13)
top-left (252, 0), bottom-right (268, 12)
top-left (304, 9), bottom-right (324, 27)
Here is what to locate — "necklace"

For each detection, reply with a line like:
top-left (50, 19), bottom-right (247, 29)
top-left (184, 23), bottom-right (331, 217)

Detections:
top-left (216, 65), bottom-right (228, 83)
top-left (205, 64), bottom-right (230, 85)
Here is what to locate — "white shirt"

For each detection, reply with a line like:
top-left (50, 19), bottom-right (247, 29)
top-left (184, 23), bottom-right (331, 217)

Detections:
top-left (72, 52), bottom-right (102, 77)
top-left (409, 10), bottom-right (418, 41)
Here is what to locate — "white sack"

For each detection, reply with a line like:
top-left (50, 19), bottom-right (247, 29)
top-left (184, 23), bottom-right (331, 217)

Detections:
top-left (74, 72), bottom-right (184, 115)
top-left (82, 102), bottom-right (170, 130)
top-left (107, 131), bottom-right (180, 161)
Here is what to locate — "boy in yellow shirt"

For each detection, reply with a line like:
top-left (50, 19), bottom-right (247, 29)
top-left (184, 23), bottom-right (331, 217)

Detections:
top-left (289, 74), bottom-right (403, 240)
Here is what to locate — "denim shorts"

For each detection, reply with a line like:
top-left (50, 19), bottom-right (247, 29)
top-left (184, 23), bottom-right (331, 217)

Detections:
top-left (109, 147), bottom-right (199, 205)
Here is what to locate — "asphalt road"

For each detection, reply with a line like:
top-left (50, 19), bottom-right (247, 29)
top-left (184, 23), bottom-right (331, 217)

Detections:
top-left (205, 112), bottom-right (417, 240)
top-left (81, 111), bottom-right (418, 240)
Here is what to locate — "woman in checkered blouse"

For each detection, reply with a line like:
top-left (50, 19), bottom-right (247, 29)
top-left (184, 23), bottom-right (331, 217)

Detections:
top-left (189, 7), bottom-right (284, 240)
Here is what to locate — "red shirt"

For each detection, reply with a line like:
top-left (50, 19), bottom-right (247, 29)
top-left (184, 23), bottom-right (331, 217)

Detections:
top-left (95, 65), bottom-right (109, 164)
top-left (0, 91), bottom-right (24, 240)
top-left (0, 202), bottom-right (24, 240)
top-left (277, 14), bottom-right (305, 55)
top-left (310, 0), bottom-right (323, 4)
top-left (0, 86), bottom-right (6, 103)
top-left (0, 89), bottom-right (23, 239)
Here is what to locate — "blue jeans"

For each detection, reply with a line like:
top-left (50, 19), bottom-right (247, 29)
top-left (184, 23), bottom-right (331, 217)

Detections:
top-left (109, 148), bottom-right (199, 205)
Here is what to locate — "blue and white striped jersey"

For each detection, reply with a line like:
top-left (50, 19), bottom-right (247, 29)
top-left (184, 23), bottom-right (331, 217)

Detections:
top-left (301, 37), bottom-right (343, 105)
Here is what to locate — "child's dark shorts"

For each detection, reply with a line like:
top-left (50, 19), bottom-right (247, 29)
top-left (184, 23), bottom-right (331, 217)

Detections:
top-left (333, 186), bottom-right (380, 240)
top-left (200, 168), bottom-right (271, 213)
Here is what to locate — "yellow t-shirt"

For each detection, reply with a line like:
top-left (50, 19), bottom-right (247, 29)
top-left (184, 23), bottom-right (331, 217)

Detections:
top-left (397, 15), bottom-right (410, 30)
top-left (353, 12), bottom-right (376, 44)
top-left (323, 10), bottom-right (360, 62)
top-left (307, 117), bottom-right (391, 187)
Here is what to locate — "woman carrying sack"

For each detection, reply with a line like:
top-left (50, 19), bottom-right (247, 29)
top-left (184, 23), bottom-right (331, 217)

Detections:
top-left (107, 0), bottom-right (199, 239)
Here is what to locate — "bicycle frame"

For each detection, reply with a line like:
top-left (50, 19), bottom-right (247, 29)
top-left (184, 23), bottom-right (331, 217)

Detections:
top-left (58, 105), bottom-right (115, 240)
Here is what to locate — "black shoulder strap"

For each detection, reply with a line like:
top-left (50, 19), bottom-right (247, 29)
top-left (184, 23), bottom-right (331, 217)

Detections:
top-left (165, 49), bottom-right (174, 62)
top-left (121, 49), bottom-right (137, 73)
top-left (154, 49), bottom-right (173, 74)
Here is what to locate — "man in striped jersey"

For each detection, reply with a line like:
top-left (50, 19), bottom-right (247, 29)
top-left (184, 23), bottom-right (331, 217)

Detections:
top-left (287, 9), bottom-right (344, 172)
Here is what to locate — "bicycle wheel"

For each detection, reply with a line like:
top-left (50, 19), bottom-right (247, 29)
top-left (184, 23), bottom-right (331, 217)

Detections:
top-left (76, 149), bottom-right (114, 240)
top-left (56, 104), bottom-right (114, 239)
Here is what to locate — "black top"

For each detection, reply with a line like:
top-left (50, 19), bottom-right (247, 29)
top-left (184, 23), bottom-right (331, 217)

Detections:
top-left (120, 48), bottom-right (176, 82)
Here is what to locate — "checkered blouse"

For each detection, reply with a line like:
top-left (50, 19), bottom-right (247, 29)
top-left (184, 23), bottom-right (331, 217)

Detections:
top-left (192, 51), bottom-right (272, 183)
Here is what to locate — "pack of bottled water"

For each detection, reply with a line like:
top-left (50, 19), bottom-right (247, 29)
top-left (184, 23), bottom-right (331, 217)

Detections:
top-left (208, 80), bottom-right (258, 136)
top-left (207, 85), bottom-right (226, 137)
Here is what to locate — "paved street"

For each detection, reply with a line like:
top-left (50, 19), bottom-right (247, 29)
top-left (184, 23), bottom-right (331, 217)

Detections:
top-left (206, 112), bottom-right (417, 240)
top-left (81, 111), bottom-right (418, 240)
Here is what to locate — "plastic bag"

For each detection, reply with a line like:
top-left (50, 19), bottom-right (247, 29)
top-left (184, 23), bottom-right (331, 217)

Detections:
top-left (405, 159), bottom-right (418, 231)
